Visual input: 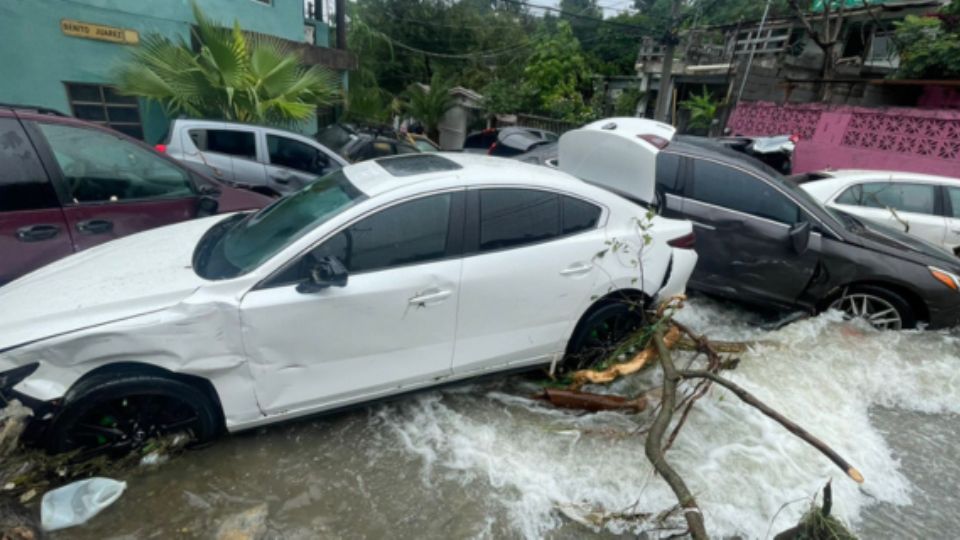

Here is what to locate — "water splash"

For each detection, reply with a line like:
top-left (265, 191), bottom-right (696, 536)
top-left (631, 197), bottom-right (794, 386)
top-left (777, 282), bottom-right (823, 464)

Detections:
top-left (375, 297), bottom-right (960, 538)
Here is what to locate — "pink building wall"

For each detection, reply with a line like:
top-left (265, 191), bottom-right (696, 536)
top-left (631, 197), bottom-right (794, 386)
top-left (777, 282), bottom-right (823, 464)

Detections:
top-left (727, 102), bottom-right (960, 178)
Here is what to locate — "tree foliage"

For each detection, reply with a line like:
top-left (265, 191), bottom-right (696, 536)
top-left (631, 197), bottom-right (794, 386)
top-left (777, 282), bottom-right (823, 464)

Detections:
top-left (342, 0), bottom-right (780, 123)
top-left (522, 21), bottom-right (593, 122)
top-left (403, 73), bottom-right (456, 141)
top-left (680, 86), bottom-right (719, 133)
top-left (115, 2), bottom-right (339, 125)
top-left (895, 1), bottom-right (960, 79)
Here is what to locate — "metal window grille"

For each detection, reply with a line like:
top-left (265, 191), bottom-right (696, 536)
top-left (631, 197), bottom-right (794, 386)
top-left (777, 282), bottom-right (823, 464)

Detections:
top-left (64, 83), bottom-right (144, 140)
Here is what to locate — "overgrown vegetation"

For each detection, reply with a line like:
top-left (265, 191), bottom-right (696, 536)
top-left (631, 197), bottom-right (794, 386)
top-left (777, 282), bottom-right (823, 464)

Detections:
top-left (344, 0), bottom-right (787, 123)
top-left (895, 0), bottom-right (960, 79)
top-left (115, 1), bottom-right (339, 125)
top-left (680, 86), bottom-right (720, 133)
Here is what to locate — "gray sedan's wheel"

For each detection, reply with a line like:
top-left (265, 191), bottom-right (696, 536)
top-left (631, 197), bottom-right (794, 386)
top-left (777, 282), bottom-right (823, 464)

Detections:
top-left (829, 285), bottom-right (915, 330)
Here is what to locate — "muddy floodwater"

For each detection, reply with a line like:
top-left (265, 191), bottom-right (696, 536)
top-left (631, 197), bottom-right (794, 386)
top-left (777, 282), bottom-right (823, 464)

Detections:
top-left (51, 297), bottom-right (960, 539)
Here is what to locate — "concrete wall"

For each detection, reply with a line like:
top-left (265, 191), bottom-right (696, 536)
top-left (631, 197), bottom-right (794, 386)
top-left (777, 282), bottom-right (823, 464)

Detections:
top-left (728, 101), bottom-right (960, 177)
top-left (0, 0), bottom-right (327, 142)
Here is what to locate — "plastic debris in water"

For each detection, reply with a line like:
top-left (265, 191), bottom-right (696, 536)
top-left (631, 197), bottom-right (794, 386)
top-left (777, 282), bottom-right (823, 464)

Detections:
top-left (40, 477), bottom-right (126, 531)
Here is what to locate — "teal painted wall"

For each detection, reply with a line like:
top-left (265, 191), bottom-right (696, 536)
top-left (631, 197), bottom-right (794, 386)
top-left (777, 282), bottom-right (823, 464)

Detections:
top-left (0, 0), bottom-right (333, 142)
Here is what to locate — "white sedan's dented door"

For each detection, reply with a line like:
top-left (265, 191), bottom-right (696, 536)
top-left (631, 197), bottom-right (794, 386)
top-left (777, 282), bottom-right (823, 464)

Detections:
top-left (239, 191), bottom-right (464, 416)
top-left (239, 263), bottom-right (460, 415)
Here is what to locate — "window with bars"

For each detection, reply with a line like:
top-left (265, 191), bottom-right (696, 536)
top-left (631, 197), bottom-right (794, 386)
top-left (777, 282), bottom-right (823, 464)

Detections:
top-left (64, 83), bottom-right (144, 140)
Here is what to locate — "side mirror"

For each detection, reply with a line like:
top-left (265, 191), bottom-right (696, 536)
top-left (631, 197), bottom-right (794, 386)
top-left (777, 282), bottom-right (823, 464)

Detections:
top-left (196, 195), bottom-right (220, 217)
top-left (296, 255), bottom-right (348, 294)
top-left (789, 221), bottom-right (811, 254)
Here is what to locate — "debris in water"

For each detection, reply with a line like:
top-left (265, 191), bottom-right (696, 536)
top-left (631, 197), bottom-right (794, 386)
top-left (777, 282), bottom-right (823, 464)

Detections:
top-left (536, 388), bottom-right (647, 413)
top-left (40, 477), bottom-right (126, 531)
top-left (0, 497), bottom-right (42, 540)
top-left (216, 503), bottom-right (268, 540)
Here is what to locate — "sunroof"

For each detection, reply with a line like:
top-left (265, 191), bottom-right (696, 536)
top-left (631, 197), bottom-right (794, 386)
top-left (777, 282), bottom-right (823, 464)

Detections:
top-left (376, 154), bottom-right (462, 177)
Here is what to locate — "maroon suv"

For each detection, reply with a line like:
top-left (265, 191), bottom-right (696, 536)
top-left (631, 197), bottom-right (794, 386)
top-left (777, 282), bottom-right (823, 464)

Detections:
top-left (0, 105), bottom-right (271, 286)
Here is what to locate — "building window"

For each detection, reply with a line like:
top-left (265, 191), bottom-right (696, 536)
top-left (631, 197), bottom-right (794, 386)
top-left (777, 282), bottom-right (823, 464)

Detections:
top-left (64, 83), bottom-right (143, 140)
top-left (252, 0), bottom-right (271, 4)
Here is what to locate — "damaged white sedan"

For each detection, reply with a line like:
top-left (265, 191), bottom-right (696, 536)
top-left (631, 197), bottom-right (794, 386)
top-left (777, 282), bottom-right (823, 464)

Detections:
top-left (0, 151), bottom-right (696, 454)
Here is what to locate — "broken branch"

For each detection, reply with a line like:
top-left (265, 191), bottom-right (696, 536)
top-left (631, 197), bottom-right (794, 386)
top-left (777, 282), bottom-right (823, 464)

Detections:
top-left (570, 325), bottom-right (681, 388)
top-left (646, 330), bottom-right (708, 540)
top-left (537, 388), bottom-right (647, 413)
top-left (680, 369), bottom-right (864, 484)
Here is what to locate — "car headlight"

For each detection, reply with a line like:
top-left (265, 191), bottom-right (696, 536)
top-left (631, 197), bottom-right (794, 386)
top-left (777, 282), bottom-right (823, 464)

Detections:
top-left (929, 266), bottom-right (960, 292)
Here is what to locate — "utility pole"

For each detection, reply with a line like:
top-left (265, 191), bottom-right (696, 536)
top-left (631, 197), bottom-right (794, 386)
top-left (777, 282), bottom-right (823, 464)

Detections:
top-left (735, 0), bottom-right (773, 105)
top-left (653, 0), bottom-right (682, 122)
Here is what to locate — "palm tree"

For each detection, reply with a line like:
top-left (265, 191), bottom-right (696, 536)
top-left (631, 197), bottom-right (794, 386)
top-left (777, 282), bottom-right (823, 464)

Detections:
top-left (404, 73), bottom-right (456, 142)
top-left (115, 1), bottom-right (339, 125)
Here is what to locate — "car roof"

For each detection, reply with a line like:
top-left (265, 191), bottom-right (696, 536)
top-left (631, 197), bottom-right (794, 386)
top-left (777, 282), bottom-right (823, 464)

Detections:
top-left (341, 152), bottom-right (587, 198)
top-left (813, 169), bottom-right (960, 184)
top-left (668, 136), bottom-right (784, 178)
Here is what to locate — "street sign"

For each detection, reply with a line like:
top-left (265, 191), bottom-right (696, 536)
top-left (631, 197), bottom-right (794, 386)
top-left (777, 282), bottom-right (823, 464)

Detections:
top-left (60, 19), bottom-right (139, 45)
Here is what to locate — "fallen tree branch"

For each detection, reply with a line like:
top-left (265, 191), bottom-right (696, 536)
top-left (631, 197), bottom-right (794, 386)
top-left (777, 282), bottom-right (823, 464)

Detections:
top-left (570, 325), bottom-right (681, 388)
top-left (537, 388), bottom-right (647, 413)
top-left (646, 330), bottom-right (708, 540)
top-left (680, 370), bottom-right (864, 484)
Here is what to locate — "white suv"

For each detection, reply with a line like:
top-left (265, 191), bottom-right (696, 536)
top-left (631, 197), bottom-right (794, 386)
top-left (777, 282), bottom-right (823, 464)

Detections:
top-left (159, 119), bottom-right (348, 196)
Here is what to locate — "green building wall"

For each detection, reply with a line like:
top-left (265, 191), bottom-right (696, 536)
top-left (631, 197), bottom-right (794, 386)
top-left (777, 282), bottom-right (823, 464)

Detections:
top-left (0, 0), bottom-right (334, 142)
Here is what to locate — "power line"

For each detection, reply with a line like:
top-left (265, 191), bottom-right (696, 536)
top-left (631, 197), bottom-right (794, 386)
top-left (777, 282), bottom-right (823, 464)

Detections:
top-left (499, 0), bottom-right (648, 29)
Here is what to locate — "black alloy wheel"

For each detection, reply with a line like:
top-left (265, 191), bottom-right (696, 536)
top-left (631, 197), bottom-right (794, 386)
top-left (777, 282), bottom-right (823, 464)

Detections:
top-left (565, 302), bottom-right (646, 373)
top-left (46, 374), bottom-right (220, 457)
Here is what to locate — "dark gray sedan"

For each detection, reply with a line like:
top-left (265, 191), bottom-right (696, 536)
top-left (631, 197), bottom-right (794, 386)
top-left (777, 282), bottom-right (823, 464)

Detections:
top-left (556, 119), bottom-right (960, 330)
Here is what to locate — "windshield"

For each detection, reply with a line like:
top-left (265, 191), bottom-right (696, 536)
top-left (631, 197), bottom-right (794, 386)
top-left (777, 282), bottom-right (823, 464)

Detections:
top-left (194, 170), bottom-right (366, 279)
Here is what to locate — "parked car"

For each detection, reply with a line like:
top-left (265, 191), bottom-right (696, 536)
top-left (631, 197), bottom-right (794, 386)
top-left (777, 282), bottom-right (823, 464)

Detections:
top-left (463, 127), bottom-right (558, 156)
top-left (715, 134), bottom-right (797, 174)
top-left (794, 170), bottom-right (960, 256)
top-left (0, 105), bottom-right (271, 287)
top-left (515, 142), bottom-right (558, 167)
top-left (160, 119), bottom-right (346, 197)
top-left (559, 118), bottom-right (960, 330)
top-left (0, 152), bottom-right (696, 454)
top-left (403, 132), bottom-right (440, 152)
top-left (315, 123), bottom-right (420, 163)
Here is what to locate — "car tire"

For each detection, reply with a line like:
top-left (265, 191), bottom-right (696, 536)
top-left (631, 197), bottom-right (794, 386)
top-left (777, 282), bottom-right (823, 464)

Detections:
top-left (828, 284), bottom-right (916, 330)
top-left (564, 300), bottom-right (646, 373)
top-left (45, 373), bottom-right (222, 456)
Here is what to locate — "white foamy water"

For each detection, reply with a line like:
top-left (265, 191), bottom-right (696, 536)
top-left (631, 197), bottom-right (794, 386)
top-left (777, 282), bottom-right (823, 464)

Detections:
top-left (370, 297), bottom-right (960, 538)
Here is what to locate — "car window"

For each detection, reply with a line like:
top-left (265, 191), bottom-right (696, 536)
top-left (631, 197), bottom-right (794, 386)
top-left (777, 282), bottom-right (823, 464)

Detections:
top-left (464, 132), bottom-right (496, 149)
top-left (835, 184), bottom-right (862, 205)
top-left (195, 170), bottom-right (366, 280)
top-left (311, 193), bottom-right (452, 274)
top-left (38, 122), bottom-right (194, 204)
top-left (0, 118), bottom-right (60, 212)
top-left (267, 134), bottom-right (333, 175)
top-left (656, 152), bottom-right (682, 194)
top-left (859, 182), bottom-right (935, 215)
top-left (413, 139), bottom-right (436, 152)
top-left (949, 187), bottom-right (960, 219)
top-left (562, 196), bottom-right (601, 235)
top-left (189, 129), bottom-right (256, 159)
top-left (480, 189), bottom-right (561, 251)
top-left (691, 159), bottom-right (799, 224)
top-left (394, 143), bottom-right (418, 155)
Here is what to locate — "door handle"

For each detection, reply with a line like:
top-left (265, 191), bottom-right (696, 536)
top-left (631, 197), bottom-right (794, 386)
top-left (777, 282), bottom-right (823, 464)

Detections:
top-left (560, 263), bottom-right (594, 276)
top-left (76, 219), bottom-right (114, 235)
top-left (270, 173), bottom-right (291, 184)
top-left (409, 289), bottom-right (452, 304)
top-left (16, 224), bottom-right (60, 242)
